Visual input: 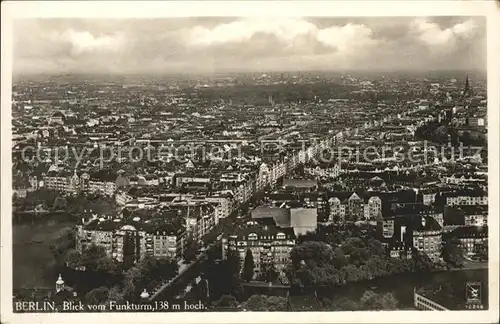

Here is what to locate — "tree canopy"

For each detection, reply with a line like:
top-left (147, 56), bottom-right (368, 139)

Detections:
top-left (287, 228), bottom-right (436, 292)
top-left (242, 249), bottom-right (254, 282)
top-left (241, 295), bottom-right (287, 311)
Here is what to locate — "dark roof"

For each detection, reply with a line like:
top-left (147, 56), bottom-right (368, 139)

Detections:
top-left (414, 176), bottom-right (440, 187)
top-left (443, 206), bottom-right (465, 226)
top-left (268, 193), bottom-right (296, 201)
top-left (288, 295), bottom-right (323, 311)
top-left (382, 214), bottom-right (442, 248)
top-left (282, 179), bottom-right (318, 189)
top-left (440, 189), bottom-right (487, 198)
top-left (251, 206), bottom-right (289, 220)
top-left (326, 191), bottom-right (355, 202)
top-left (228, 223), bottom-right (295, 240)
top-left (457, 205), bottom-right (488, 215)
top-left (413, 215), bottom-right (442, 232)
top-left (89, 170), bottom-right (117, 182)
top-left (389, 203), bottom-right (437, 217)
top-left (116, 175), bottom-right (130, 187)
top-left (451, 225), bottom-right (488, 238)
top-left (83, 215), bottom-right (184, 234)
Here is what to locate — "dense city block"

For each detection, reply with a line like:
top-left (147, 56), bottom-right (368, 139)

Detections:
top-left (12, 70), bottom-right (488, 311)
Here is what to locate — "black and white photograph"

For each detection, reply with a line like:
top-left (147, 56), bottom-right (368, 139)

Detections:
top-left (1, 1), bottom-right (499, 323)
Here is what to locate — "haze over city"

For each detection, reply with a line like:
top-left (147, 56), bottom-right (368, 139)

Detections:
top-left (13, 16), bottom-right (486, 75)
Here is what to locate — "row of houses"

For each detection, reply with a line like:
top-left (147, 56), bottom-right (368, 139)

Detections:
top-left (380, 203), bottom-right (488, 262)
top-left (76, 202), bottom-right (216, 263)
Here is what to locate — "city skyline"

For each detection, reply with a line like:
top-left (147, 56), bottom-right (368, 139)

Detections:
top-left (13, 16), bottom-right (486, 75)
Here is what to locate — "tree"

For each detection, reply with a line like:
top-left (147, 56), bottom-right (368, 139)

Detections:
top-left (96, 257), bottom-right (122, 276)
top-left (50, 228), bottom-right (76, 262)
top-left (330, 297), bottom-right (359, 311)
top-left (264, 264), bottom-right (279, 283)
top-left (130, 256), bottom-right (178, 291)
top-left (366, 237), bottom-right (385, 256)
top-left (64, 249), bottom-right (82, 268)
top-left (81, 244), bottom-right (108, 271)
top-left (226, 249), bottom-right (242, 274)
top-left (442, 237), bottom-right (464, 268)
top-left (242, 249), bottom-right (254, 282)
top-left (290, 241), bottom-right (333, 268)
top-left (332, 247), bottom-right (347, 269)
top-left (52, 196), bottom-right (68, 211)
top-left (156, 258), bottom-right (179, 279)
top-left (183, 236), bottom-right (201, 262)
top-left (409, 248), bottom-right (434, 272)
top-left (360, 290), bottom-right (398, 310)
top-left (344, 264), bottom-right (363, 282)
top-left (85, 286), bottom-right (110, 305)
top-left (122, 266), bottom-right (142, 301)
top-left (195, 278), bottom-right (209, 301)
top-left (108, 286), bottom-right (125, 303)
top-left (242, 295), bottom-right (287, 311)
top-left (213, 295), bottom-right (239, 308)
top-left (204, 250), bottom-right (243, 301)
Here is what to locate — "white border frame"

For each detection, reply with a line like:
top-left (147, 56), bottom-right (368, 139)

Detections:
top-left (1, 1), bottom-right (499, 323)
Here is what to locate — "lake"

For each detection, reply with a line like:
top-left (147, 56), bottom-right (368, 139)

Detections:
top-left (318, 268), bottom-right (488, 310)
top-left (13, 221), bottom-right (75, 289)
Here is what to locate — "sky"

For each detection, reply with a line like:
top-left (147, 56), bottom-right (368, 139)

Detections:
top-left (13, 17), bottom-right (486, 75)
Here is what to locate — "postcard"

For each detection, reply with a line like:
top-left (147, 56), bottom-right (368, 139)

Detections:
top-left (1, 1), bottom-right (499, 323)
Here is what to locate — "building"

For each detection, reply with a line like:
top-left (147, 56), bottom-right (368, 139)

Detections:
top-left (444, 205), bottom-right (488, 230)
top-left (76, 210), bottom-right (189, 263)
top-left (221, 204), bottom-right (317, 280)
top-left (49, 112), bottom-right (65, 125)
top-left (413, 216), bottom-right (443, 262)
top-left (304, 163), bottom-right (341, 179)
top-left (379, 205), bottom-right (443, 262)
top-left (414, 289), bottom-right (449, 311)
top-left (115, 189), bottom-right (134, 206)
top-left (327, 192), bottom-right (382, 223)
top-left (221, 221), bottom-right (296, 280)
top-left (450, 225), bottom-right (488, 257)
top-left (256, 163), bottom-right (271, 191)
top-left (443, 191), bottom-right (488, 206)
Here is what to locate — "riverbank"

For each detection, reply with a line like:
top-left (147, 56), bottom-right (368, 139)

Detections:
top-left (450, 261), bottom-right (488, 271)
top-left (316, 268), bottom-right (488, 310)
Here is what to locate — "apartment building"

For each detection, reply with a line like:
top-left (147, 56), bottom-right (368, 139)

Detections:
top-left (221, 223), bottom-right (296, 279)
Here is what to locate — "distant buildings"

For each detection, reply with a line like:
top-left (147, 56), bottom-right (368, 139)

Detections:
top-left (328, 192), bottom-right (382, 222)
top-left (32, 170), bottom-right (117, 197)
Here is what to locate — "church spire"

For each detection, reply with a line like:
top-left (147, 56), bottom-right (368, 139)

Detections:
top-left (463, 74), bottom-right (472, 98)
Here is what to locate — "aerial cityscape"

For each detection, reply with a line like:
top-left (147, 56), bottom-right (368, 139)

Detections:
top-left (10, 16), bottom-right (488, 312)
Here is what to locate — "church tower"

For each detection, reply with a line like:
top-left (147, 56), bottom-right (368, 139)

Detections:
top-left (56, 274), bottom-right (65, 293)
top-left (462, 74), bottom-right (473, 99)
